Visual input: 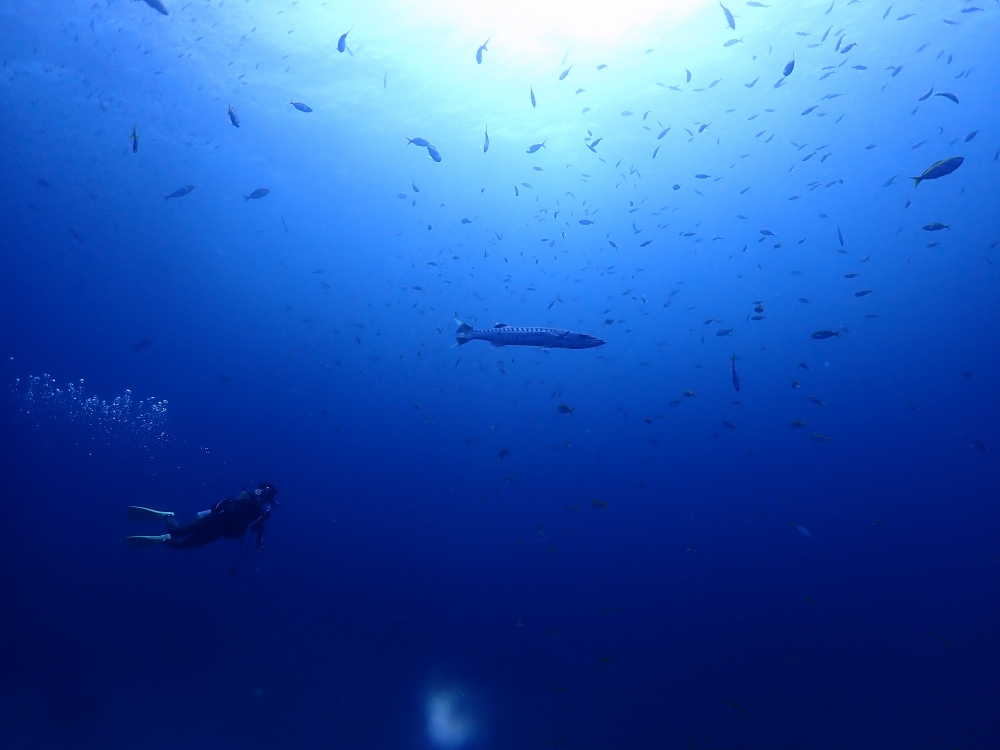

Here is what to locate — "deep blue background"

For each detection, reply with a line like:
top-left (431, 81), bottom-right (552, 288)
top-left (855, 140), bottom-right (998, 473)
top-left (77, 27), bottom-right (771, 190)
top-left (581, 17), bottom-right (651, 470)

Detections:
top-left (2, 0), bottom-right (999, 748)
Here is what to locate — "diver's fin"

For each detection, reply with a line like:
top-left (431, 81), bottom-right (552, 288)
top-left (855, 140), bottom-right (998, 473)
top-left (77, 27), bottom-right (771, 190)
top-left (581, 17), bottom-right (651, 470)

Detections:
top-left (126, 534), bottom-right (170, 547)
top-left (127, 506), bottom-right (175, 522)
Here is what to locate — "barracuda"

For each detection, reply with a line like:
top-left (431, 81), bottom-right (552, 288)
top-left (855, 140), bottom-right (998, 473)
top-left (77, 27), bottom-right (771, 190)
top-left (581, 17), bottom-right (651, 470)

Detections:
top-left (454, 320), bottom-right (605, 350)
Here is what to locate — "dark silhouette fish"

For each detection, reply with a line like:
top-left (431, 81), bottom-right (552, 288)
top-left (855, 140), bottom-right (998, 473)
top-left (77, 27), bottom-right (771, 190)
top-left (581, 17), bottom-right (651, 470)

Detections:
top-left (454, 321), bottom-right (604, 349)
top-left (290, 98), bottom-right (313, 112)
top-left (142, 0), bottom-right (169, 15)
top-left (245, 188), bottom-right (270, 202)
top-left (720, 2), bottom-right (736, 29)
top-left (337, 27), bottom-right (353, 53)
top-left (911, 156), bottom-right (963, 186)
top-left (476, 38), bottom-right (489, 64)
top-left (783, 57), bottom-right (795, 76)
top-left (731, 354), bottom-right (741, 392)
top-left (811, 329), bottom-right (842, 340)
top-left (228, 104), bottom-right (240, 127)
top-left (164, 185), bottom-right (194, 201)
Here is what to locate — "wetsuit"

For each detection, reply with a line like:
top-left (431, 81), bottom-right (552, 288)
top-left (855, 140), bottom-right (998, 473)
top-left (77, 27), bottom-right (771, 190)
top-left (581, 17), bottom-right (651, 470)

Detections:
top-left (165, 483), bottom-right (277, 551)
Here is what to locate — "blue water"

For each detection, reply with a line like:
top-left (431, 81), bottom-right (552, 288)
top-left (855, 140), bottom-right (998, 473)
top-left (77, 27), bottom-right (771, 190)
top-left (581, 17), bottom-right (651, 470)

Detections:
top-left (2, 1), bottom-right (998, 748)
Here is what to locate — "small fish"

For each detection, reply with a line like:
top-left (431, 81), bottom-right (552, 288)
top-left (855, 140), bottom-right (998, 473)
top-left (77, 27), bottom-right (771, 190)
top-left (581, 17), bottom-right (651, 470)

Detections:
top-left (578, 219), bottom-right (594, 225)
top-left (934, 92), bottom-right (959, 104)
top-left (530, 87), bottom-right (536, 108)
top-left (559, 65), bottom-right (574, 81)
top-left (498, 448), bottom-right (509, 460)
top-left (965, 130), bottom-right (978, 143)
top-left (141, 0), bottom-right (169, 15)
top-left (745, 76), bottom-right (759, 88)
top-left (911, 156), bottom-right (964, 186)
top-left (837, 226), bottom-right (844, 246)
top-left (783, 57), bottom-right (795, 77)
top-left (840, 42), bottom-right (857, 53)
top-left (918, 85), bottom-right (934, 101)
top-left (164, 184), bottom-right (195, 201)
top-left (854, 289), bottom-right (873, 297)
top-left (811, 329), bottom-right (841, 340)
top-left (290, 98), bottom-right (313, 112)
top-left (810, 434), bottom-right (832, 443)
top-left (476, 37), bottom-right (489, 64)
top-left (724, 38), bottom-right (744, 47)
top-left (405, 137), bottom-right (430, 147)
top-left (657, 128), bottom-right (669, 139)
top-left (228, 104), bottom-right (240, 127)
top-left (244, 188), bottom-right (270, 202)
top-left (791, 420), bottom-right (807, 428)
top-left (801, 105), bottom-right (818, 115)
top-left (129, 124), bottom-right (138, 153)
top-left (721, 2), bottom-right (736, 29)
top-left (483, 126), bottom-right (489, 153)
top-left (337, 26), bottom-right (353, 54)
top-left (731, 354), bottom-right (740, 392)
top-left (686, 69), bottom-right (692, 83)
top-left (923, 222), bottom-right (950, 231)
top-left (556, 403), bottom-right (574, 415)
top-left (427, 145), bottom-right (442, 162)
top-left (527, 141), bottom-right (547, 154)
top-left (716, 328), bottom-right (734, 337)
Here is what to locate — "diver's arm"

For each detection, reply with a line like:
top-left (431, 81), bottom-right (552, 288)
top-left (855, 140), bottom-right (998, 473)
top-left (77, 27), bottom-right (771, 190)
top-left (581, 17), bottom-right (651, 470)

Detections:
top-left (250, 511), bottom-right (270, 552)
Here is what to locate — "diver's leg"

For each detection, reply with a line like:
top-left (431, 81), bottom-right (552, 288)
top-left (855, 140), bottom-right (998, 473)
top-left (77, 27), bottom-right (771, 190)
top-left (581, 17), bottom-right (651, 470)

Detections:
top-left (163, 528), bottom-right (226, 550)
top-left (165, 515), bottom-right (209, 539)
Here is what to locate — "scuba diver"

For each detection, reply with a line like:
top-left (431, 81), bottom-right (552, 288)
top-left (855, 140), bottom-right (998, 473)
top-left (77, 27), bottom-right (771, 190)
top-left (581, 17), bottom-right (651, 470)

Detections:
top-left (126, 483), bottom-right (278, 571)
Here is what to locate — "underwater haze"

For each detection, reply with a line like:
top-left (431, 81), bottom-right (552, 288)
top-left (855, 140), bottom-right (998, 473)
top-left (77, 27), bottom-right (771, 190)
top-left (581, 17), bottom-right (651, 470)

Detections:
top-left (2, 0), bottom-right (999, 748)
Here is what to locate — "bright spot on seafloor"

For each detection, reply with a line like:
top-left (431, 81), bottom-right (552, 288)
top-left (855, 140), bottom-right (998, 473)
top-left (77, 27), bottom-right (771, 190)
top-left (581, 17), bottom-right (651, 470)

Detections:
top-left (426, 688), bottom-right (476, 748)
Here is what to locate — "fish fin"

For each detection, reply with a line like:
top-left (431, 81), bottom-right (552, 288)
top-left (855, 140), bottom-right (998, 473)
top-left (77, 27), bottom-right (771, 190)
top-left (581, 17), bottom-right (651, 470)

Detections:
top-left (244, 195), bottom-right (250, 202)
top-left (911, 177), bottom-right (921, 187)
top-left (454, 319), bottom-right (473, 345)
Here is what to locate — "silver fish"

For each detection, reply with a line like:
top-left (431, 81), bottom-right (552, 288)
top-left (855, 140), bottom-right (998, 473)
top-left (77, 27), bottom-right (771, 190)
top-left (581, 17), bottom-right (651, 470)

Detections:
top-left (454, 321), bottom-right (604, 349)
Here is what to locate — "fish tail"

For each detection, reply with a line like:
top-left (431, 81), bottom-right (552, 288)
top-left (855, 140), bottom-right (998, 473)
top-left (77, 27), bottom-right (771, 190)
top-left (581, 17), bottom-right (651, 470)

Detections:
top-left (244, 195), bottom-right (250, 202)
top-left (454, 319), bottom-right (474, 346)
top-left (163, 195), bottom-right (169, 202)
top-left (911, 177), bottom-right (921, 187)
